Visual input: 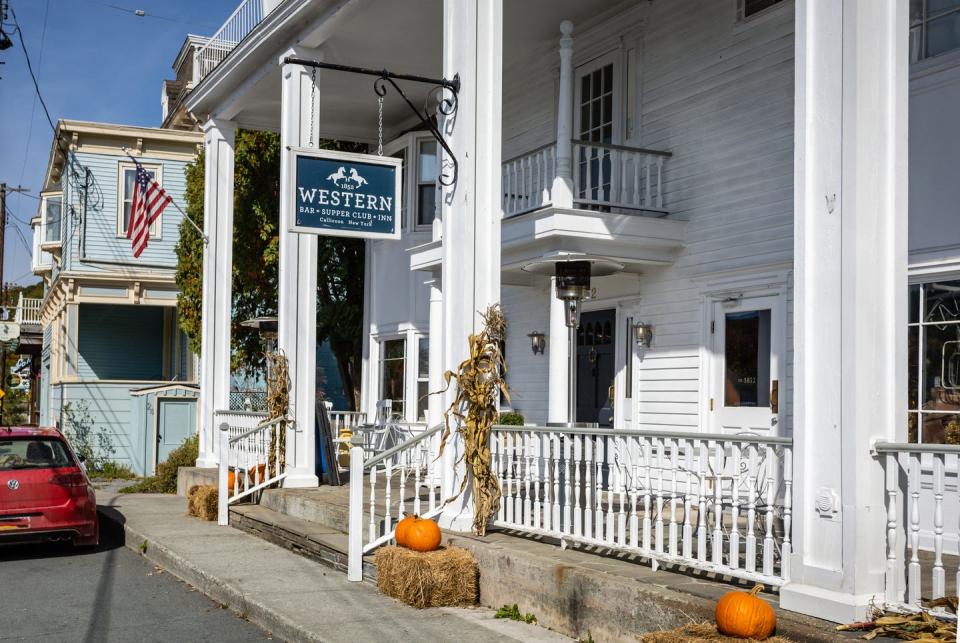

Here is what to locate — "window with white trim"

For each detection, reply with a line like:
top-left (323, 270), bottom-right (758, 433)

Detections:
top-left (416, 336), bottom-right (429, 421)
top-left (380, 338), bottom-right (406, 418)
top-left (42, 193), bottom-right (63, 245)
top-left (118, 162), bottom-right (162, 237)
top-left (908, 279), bottom-right (960, 444)
top-left (416, 140), bottom-right (438, 227)
top-left (910, 0), bottom-right (960, 63)
top-left (382, 133), bottom-right (438, 232)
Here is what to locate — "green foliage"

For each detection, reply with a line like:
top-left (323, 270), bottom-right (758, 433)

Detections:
top-left (494, 604), bottom-right (537, 624)
top-left (578, 632), bottom-right (595, 643)
top-left (498, 411), bottom-right (525, 426)
top-left (175, 131), bottom-right (366, 406)
top-left (91, 461), bottom-right (136, 480)
top-left (62, 401), bottom-right (116, 471)
top-left (120, 434), bottom-right (198, 494)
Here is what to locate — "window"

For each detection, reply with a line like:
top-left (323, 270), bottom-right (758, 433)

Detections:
top-left (576, 60), bottom-right (617, 205)
top-left (910, 0), bottom-right (960, 63)
top-left (119, 163), bottom-right (161, 237)
top-left (723, 310), bottom-right (772, 407)
top-left (417, 141), bottom-right (438, 227)
top-left (43, 194), bottom-right (62, 244)
top-left (738, 0), bottom-right (785, 20)
top-left (380, 338), bottom-right (406, 417)
top-left (908, 280), bottom-right (960, 444)
top-left (391, 148), bottom-right (407, 227)
top-left (0, 438), bottom-right (74, 470)
top-left (416, 337), bottom-right (429, 421)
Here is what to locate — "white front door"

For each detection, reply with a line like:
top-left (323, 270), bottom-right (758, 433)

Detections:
top-left (709, 295), bottom-right (784, 435)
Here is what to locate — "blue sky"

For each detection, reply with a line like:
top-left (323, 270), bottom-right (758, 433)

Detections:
top-left (0, 0), bottom-right (238, 286)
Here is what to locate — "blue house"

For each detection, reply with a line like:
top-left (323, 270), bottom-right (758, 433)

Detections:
top-left (31, 120), bottom-right (203, 475)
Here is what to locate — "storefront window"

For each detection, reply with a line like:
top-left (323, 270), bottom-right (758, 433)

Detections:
top-left (908, 280), bottom-right (960, 443)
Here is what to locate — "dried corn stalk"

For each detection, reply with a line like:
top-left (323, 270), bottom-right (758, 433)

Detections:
top-left (266, 351), bottom-right (290, 471)
top-left (438, 304), bottom-right (508, 536)
top-left (837, 608), bottom-right (958, 641)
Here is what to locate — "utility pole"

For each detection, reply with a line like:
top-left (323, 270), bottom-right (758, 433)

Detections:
top-left (0, 183), bottom-right (30, 425)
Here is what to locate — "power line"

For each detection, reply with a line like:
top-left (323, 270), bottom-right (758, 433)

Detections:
top-left (8, 5), bottom-right (56, 136)
top-left (15, 0), bottom-right (50, 214)
top-left (86, 1), bottom-right (215, 29)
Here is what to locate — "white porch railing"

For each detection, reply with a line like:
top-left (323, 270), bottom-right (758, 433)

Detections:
top-left (491, 426), bottom-right (793, 587)
top-left (347, 423), bottom-right (444, 581)
top-left (15, 295), bottom-right (41, 325)
top-left (877, 442), bottom-right (960, 616)
top-left (193, 0), bottom-right (266, 83)
top-left (217, 416), bottom-right (294, 525)
top-left (502, 143), bottom-right (556, 216)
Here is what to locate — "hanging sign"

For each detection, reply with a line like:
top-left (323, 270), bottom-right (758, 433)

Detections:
top-left (286, 147), bottom-right (402, 240)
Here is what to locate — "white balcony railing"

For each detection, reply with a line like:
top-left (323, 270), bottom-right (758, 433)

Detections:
top-left (194, 0), bottom-right (267, 83)
top-left (502, 144), bottom-right (556, 216)
top-left (877, 442), bottom-right (960, 616)
top-left (15, 295), bottom-right (42, 325)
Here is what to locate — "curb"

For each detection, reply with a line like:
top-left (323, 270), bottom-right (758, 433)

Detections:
top-left (98, 505), bottom-right (325, 643)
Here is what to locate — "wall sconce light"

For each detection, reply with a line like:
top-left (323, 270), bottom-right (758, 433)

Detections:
top-left (527, 331), bottom-right (546, 355)
top-left (633, 322), bottom-right (653, 349)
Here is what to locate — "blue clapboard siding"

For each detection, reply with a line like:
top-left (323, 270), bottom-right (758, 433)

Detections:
top-left (130, 385), bottom-right (198, 475)
top-left (77, 303), bottom-right (164, 380)
top-left (60, 151), bottom-right (190, 271)
top-left (60, 382), bottom-right (141, 473)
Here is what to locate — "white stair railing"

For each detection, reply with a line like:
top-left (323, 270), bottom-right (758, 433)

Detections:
top-left (876, 442), bottom-right (960, 616)
top-left (347, 423), bottom-right (444, 581)
top-left (490, 425), bottom-right (793, 587)
top-left (217, 416), bottom-right (294, 525)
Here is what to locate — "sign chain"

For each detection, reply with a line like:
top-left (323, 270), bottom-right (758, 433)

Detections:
top-left (377, 95), bottom-right (384, 156)
top-left (309, 67), bottom-right (317, 147)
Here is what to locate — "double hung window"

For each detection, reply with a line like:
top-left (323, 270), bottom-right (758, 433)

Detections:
top-left (118, 163), bottom-right (161, 237)
top-left (910, 0), bottom-right (960, 63)
top-left (908, 280), bottom-right (960, 443)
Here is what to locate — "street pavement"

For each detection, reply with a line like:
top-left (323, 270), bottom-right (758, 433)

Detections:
top-left (0, 510), bottom-right (272, 642)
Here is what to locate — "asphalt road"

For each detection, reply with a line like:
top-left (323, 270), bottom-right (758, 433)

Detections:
top-left (0, 511), bottom-right (273, 642)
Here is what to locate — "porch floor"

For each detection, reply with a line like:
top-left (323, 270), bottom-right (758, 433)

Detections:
top-left (231, 481), bottom-right (910, 642)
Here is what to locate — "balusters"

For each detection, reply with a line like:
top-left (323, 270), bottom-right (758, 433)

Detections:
top-left (656, 156), bottom-right (665, 210)
top-left (908, 451), bottom-right (922, 606)
top-left (397, 457), bottom-right (408, 523)
top-left (654, 437), bottom-right (664, 554)
top-left (563, 433), bottom-right (573, 535)
top-left (619, 149), bottom-right (629, 205)
top-left (523, 431), bottom-right (533, 528)
top-left (629, 437), bottom-right (639, 549)
top-left (383, 459), bottom-right (393, 538)
top-left (617, 436), bottom-right (627, 545)
top-left (762, 445), bottom-right (775, 576)
top-left (645, 157), bottom-right (653, 210)
top-left (505, 434), bottom-right (515, 525)
top-left (514, 433), bottom-right (524, 526)
top-left (933, 453), bottom-right (945, 601)
top-left (729, 442), bottom-right (742, 571)
top-left (595, 435), bottom-right (605, 541)
top-left (584, 435), bottom-right (593, 539)
top-left (669, 439), bottom-right (679, 557)
top-left (682, 439), bottom-right (694, 560)
top-left (746, 444), bottom-right (758, 573)
top-left (553, 433), bottom-right (562, 532)
top-left (697, 440), bottom-right (708, 562)
top-left (884, 451), bottom-right (900, 603)
top-left (368, 464), bottom-right (377, 545)
top-left (642, 438), bottom-right (652, 552)
top-left (532, 431), bottom-right (542, 530)
top-left (413, 445), bottom-right (422, 517)
top-left (573, 434), bottom-right (583, 537)
top-left (781, 445), bottom-right (792, 582)
top-left (605, 435), bottom-right (616, 544)
top-left (712, 442), bottom-right (723, 566)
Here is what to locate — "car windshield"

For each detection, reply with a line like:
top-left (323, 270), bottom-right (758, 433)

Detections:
top-left (0, 438), bottom-right (74, 470)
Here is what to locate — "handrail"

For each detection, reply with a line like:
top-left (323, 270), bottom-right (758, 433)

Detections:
top-left (215, 409), bottom-right (269, 418)
top-left (491, 424), bottom-right (793, 446)
top-left (503, 141), bottom-right (557, 165)
top-left (363, 422), bottom-right (443, 470)
top-left (228, 415), bottom-right (292, 444)
top-left (572, 139), bottom-right (673, 158)
top-left (874, 441), bottom-right (960, 455)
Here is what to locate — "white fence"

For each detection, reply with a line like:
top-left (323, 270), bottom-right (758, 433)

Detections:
top-left (877, 442), bottom-right (960, 615)
top-left (347, 424), bottom-right (443, 581)
top-left (218, 416), bottom-right (294, 525)
top-left (194, 0), bottom-right (266, 82)
top-left (15, 295), bottom-right (41, 325)
top-left (502, 144), bottom-right (556, 216)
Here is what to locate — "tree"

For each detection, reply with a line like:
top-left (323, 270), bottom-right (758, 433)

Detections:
top-left (176, 131), bottom-right (365, 408)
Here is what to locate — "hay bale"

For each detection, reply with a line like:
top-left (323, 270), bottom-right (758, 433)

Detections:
top-left (374, 545), bottom-right (478, 609)
top-left (187, 484), bottom-right (218, 521)
top-left (640, 622), bottom-right (793, 643)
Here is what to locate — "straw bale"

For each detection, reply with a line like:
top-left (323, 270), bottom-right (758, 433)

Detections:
top-left (640, 623), bottom-right (793, 642)
top-left (187, 484), bottom-right (219, 521)
top-left (374, 545), bottom-right (478, 609)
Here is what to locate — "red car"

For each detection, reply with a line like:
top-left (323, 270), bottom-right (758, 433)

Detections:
top-left (0, 426), bottom-right (99, 547)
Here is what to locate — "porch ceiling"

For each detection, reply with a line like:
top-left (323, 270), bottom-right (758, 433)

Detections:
top-left (188, 0), bottom-right (630, 140)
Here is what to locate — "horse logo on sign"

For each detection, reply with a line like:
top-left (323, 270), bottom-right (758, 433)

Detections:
top-left (326, 166), bottom-right (368, 188)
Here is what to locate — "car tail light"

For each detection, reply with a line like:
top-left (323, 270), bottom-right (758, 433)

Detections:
top-left (49, 471), bottom-right (86, 487)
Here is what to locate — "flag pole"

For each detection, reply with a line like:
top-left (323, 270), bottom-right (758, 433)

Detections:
top-left (121, 148), bottom-right (208, 245)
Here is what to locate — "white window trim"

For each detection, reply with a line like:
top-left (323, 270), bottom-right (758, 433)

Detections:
top-left (574, 50), bottom-right (623, 147)
top-left (414, 333), bottom-right (430, 422)
top-left (40, 191), bottom-right (64, 250)
top-left (117, 161), bottom-right (163, 239)
top-left (413, 136), bottom-right (439, 232)
top-left (382, 132), bottom-right (439, 234)
top-left (377, 334), bottom-right (408, 420)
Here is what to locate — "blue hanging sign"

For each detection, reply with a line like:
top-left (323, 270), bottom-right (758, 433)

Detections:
top-left (287, 147), bottom-right (402, 240)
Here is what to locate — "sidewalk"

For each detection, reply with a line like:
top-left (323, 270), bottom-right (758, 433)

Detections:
top-left (97, 489), bottom-right (571, 643)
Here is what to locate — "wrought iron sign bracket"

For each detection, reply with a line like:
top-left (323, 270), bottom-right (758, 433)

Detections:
top-left (282, 57), bottom-right (461, 186)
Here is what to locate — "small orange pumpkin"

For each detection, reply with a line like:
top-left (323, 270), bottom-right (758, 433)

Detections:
top-left (395, 514), bottom-right (418, 547)
top-left (227, 469), bottom-right (238, 490)
top-left (715, 584), bottom-right (776, 640)
top-left (405, 517), bottom-right (442, 552)
top-left (248, 464), bottom-right (267, 483)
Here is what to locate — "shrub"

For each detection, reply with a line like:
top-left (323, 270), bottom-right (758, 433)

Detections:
top-left (498, 411), bottom-right (525, 426)
top-left (120, 434), bottom-right (198, 494)
top-left (62, 402), bottom-right (116, 471)
top-left (89, 461), bottom-right (136, 480)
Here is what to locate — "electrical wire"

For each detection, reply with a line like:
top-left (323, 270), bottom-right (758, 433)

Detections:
top-left (15, 0), bottom-right (50, 215)
top-left (86, 1), bottom-right (215, 29)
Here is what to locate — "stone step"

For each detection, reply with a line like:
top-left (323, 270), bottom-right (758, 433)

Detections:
top-left (259, 487), bottom-right (351, 532)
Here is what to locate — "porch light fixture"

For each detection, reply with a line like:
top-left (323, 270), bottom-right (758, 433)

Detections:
top-left (634, 321), bottom-right (653, 349)
top-left (527, 331), bottom-right (546, 355)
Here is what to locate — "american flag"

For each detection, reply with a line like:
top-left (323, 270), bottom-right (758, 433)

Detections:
top-left (127, 160), bottom-right (172, 258)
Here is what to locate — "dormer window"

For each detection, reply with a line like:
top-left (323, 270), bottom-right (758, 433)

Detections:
top-left (41, 193), bottom-right (63, 248)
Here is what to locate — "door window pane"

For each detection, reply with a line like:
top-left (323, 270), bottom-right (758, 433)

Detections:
top-left (380, 339), bottom-right (405, 417)
top-left (723, 310), bottom-right (771, 408)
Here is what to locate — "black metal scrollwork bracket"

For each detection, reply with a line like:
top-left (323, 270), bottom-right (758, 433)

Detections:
top-left (282, 57), bottom-right (461, 186)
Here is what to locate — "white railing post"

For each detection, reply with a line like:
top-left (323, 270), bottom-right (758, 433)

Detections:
top-left (347, 439), bottom-right (365, 582)
top-left (217, 423), bottom-right (230, 526)
top-left (552, 20), bottom-right (574, 209)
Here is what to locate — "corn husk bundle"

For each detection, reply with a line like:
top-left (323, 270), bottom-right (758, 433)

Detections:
top-left (374, 545), bottom-right (478, 609)
top-left (266, 351), bottom-right (289, 473)
top-left (836, 608), bottom-right (958, 641)
top-left (438, 304), bottom-right (507, 536)
top-left (186, 484), bottom-right (218, 521)
top-left (639, 622), bottom-right (793, 642)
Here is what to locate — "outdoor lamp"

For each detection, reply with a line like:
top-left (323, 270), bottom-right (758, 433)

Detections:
top-left (527, 331), bottom-right (546, 355)
top-left (634, 321), bottom-right (653, 349)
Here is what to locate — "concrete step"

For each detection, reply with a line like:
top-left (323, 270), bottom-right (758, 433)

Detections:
top-left (259, 487), bottom-right (350, 532)
top-left (229, 503), bottom-right (377, 582)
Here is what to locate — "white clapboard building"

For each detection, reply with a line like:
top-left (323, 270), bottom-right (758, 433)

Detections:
top-left (185, 0), bottom-right (960, 626)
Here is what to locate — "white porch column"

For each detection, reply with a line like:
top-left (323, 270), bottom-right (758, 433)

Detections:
top-left (278, 46), bottom-right (321, 488)
top-left (552, 21), bottom-right (574, 209)
top-left (197, 117), bottom-right (236, 468)
top-left (427, 279), bottom-right (444, 428)
top-left (547, 277), bottom-right (569, 424)
top-left (780, 0), bottom-right (908, 623)
top-left (439, 0), bottom-right (503, 531)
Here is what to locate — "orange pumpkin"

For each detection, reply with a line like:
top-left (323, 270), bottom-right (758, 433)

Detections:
top-left (248, 464), bottom-right (267, 483)
top-left (395, 514), bottom-right (418, 547)
top-left (227, 469), bottom-right (238, 490)
top-left (715, 584), bottom-right (776, 640)
top-left (405, 517), bottom-right (442, 552)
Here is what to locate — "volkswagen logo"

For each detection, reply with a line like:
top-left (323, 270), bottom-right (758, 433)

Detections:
top-left (6, 479), bottom-right (18, 491)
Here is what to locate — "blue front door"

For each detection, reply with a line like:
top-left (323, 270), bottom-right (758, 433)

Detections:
top-left (157, 398), bottom-right (195, 464)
